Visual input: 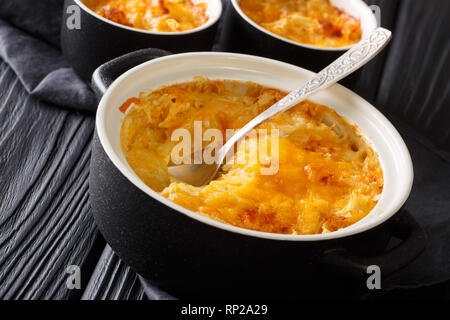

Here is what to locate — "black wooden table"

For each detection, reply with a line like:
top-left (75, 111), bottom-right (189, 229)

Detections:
top-left (0, 59), bottom-right (146, 300)
top-left (1, 0), bottom-right (449, 300)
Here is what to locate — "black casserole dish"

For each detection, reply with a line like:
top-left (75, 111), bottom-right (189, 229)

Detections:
top-left (90, 49), bottom-right (426, 298)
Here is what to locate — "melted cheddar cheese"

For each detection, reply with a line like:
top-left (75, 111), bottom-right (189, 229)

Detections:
top-left (84, 0), bottom-right (208, 32)
top-left (120, 78), bottom-right (383, 234)
top-left (239, 0), bottom-right (362, 47)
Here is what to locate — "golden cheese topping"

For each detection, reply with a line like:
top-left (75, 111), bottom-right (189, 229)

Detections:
top-left (84, 0), bottom-right (208, 32)
top-left (120, 78), bottom-right (383, 235)
top-left (239, 0), bottom-right (362, 47)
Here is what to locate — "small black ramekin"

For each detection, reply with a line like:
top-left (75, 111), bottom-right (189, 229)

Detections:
top-left (61, 0), bottom-right (222, 80)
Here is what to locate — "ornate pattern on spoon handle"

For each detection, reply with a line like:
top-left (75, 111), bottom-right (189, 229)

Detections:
top-left (219, 28), bottom-right (391, 160)
top-left (278, 28), bottom-right (392, 108)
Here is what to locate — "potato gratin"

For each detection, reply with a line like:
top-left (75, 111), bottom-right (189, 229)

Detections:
top-left (239, 0), bottom-right (362, 47)
top-left (120, 78), bottom-right (383, 234)
top-left (84, 0), bottom-right (208, 32)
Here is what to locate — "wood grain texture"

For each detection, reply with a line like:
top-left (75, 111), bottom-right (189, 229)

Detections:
top-left (82, 246), bottom-right (145, 300)
top-left (0, 60), bottom-right (98, 299)
top-left (0, 59), bottom-right (144, 300)
top-left (0, 60), bottom-right (96, 299)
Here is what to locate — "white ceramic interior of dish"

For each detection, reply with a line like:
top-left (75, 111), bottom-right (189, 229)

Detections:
top-left (77, 0), bottom-right (222, 35)
top-left (95, 52), bottom-right (413, 241)
top-left (232, 0), bottom-right (378, 51)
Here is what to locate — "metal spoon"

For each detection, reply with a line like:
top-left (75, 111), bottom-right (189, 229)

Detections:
top-left (168, 27), bottom-right (392, 186)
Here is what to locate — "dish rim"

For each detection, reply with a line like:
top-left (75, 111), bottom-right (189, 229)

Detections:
top-left (231, 0), bottom-right (378, 52)
top-left (74, 0), bottom-right (223, 35)
top-left (95, 52), bottom-right (414, 242)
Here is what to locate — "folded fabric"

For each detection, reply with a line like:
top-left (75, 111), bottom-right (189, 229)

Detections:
top-left (138, 276), bottom-right (176, 300)
top-left (0, 0), bottom-right (63, 47)
top-left (0, 1), bottom-right (96, 112)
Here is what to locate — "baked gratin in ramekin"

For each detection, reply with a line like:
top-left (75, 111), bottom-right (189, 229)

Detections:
top-left (238, 0), bottom-right (362, 48)
top-left (84, 0), bottom-right (209, 32)
top-left (119, 78), bottom-right (383, 235)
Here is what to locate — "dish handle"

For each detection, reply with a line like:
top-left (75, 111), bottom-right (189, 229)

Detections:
top-left (91, 48), bottom-right (172, 99)
top-left (321, 210), bottom-right (427, 278)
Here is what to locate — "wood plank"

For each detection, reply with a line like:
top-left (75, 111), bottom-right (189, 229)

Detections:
top-left (0, 60), bottom-right (101, 299)
top-left (0, 59), bottom-right (145, 299)
top-left (82, 246), bottom-right (145, 300)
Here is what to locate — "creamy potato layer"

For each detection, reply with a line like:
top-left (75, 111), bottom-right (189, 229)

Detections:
top-left (84, 0), bottom-right (208, 32)
top-left (120, 78), bottom-right (383, 234)
top-left (239, 0), bottom-right (362, 47)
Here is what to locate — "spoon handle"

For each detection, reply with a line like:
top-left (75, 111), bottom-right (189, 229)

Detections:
top-left (219, 27), bottom-right (392, 159)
